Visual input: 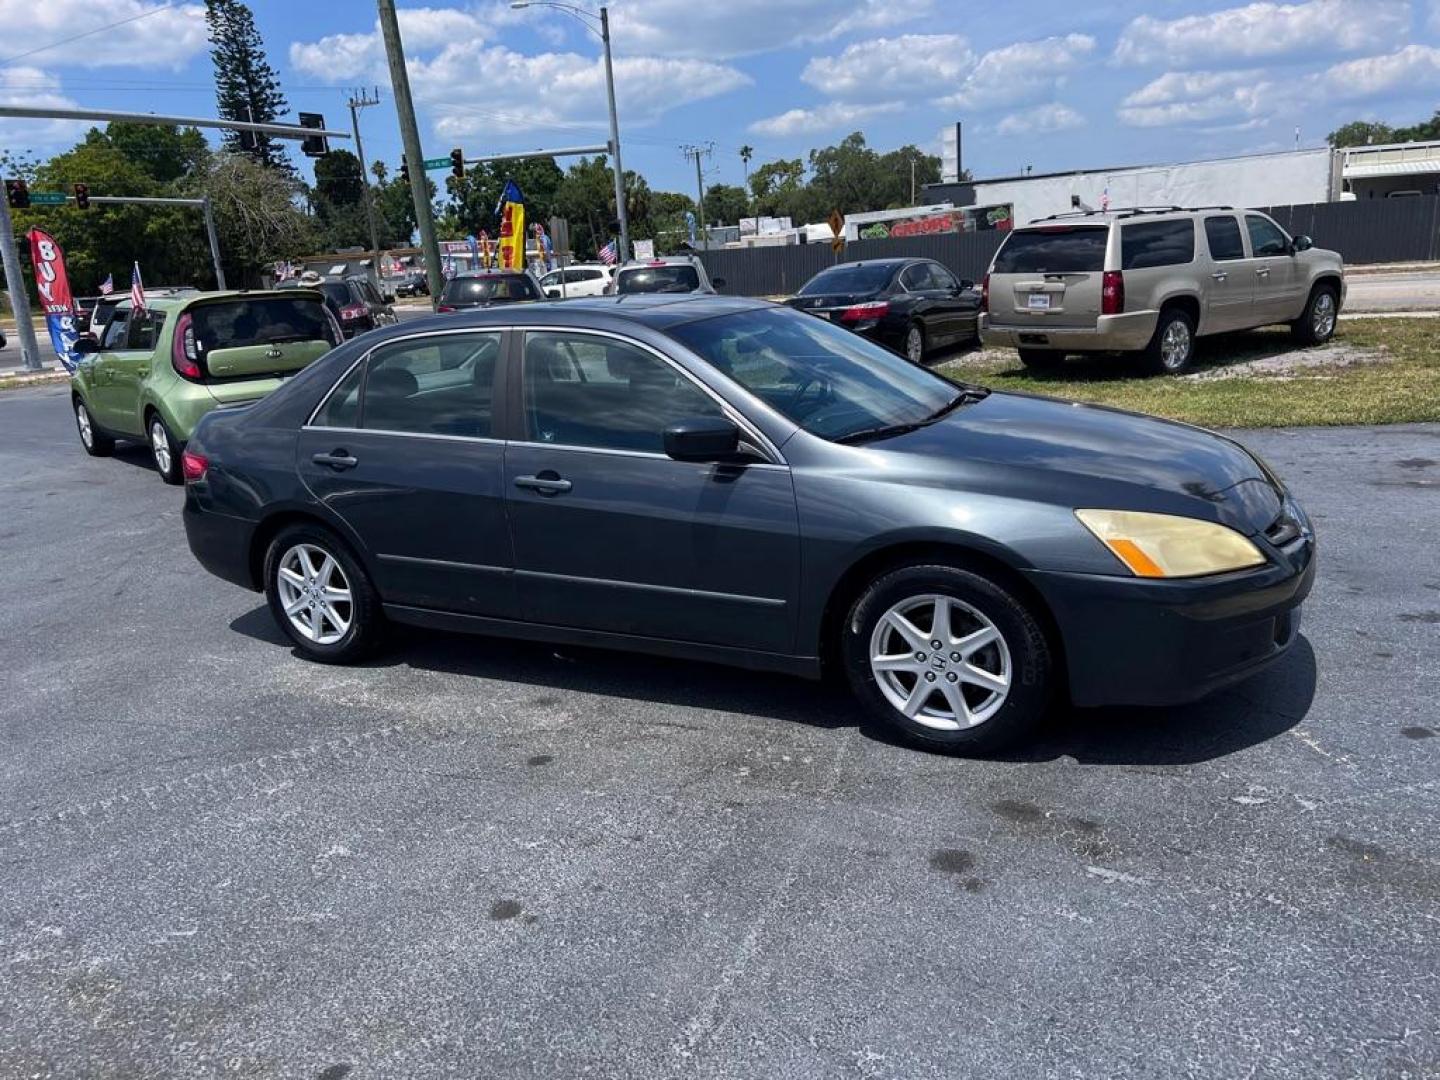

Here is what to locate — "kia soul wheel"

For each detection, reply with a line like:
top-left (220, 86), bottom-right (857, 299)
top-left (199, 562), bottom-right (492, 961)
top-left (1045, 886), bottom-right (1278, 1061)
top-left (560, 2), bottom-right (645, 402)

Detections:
top-left (843, 564), bottom-right (1053, 753)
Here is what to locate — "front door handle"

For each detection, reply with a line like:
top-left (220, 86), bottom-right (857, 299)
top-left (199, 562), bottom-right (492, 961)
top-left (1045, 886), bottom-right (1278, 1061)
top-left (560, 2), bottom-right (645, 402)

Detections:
top-left (1211, 271), bottom-right (1228, 281)
top-left (1256, 267), bottom-right (1270, 278)
top-left (313, 450), bottom-right (359, 470)
top-left (137, 367), bottom-right (148, 377)
top-left (515, 473), bottom-right (572, 495)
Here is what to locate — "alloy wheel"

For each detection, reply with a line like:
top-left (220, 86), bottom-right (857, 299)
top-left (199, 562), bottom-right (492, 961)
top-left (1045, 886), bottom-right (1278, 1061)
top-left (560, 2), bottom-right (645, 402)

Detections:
top-left (150, 419), bottom-right (171, 476)
top-left (1312, 292), bottom-right (1336, 339)
top-left (1161, 319), bottom-right (1191, 371)
top-left (276, 543), bottom-right (353, 646)
top-left (76, 403), bottom-right (93, 449)
top-left (906, 326), bottom-right (924, 363)
top-left (868, 593), bottom-right (1011, 730)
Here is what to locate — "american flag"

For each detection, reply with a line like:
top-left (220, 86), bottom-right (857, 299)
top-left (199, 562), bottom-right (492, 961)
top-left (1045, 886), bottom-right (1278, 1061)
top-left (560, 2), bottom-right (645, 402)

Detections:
top-left (97, 273), bottom-right (114, 296)
top-left (597, 240), bottom-right (617, 266)
top-left (129, 262), bottom-right (146, 313)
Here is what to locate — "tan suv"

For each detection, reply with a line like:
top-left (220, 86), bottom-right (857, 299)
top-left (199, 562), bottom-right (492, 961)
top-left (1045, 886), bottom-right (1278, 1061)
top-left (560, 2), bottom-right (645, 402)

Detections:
top-left (979, 206), bottom-right (1345, 374)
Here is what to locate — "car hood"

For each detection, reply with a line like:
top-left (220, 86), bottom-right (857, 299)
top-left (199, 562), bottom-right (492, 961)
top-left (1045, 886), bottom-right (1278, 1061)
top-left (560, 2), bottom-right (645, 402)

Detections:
top-left (866, 390), bottom-right (1281, 533)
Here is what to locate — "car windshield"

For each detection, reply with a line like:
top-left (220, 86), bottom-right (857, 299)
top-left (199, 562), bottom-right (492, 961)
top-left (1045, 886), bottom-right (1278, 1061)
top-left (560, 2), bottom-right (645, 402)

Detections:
top-left (617, 265), bottom-right (700, 294)
top-left (992, 226), bottom-right (1109, 273)
top-left (190, 296), bottom-right (341, 352)
top-left (442, 276), bottom-right (537, 303)
top-left (668, 306), bottom-right (963, 441)
top-left (797, 264), bottom-right (895, 295)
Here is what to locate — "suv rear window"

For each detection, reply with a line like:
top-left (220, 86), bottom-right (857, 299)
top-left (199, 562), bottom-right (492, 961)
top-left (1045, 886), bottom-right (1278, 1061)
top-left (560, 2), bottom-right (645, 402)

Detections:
top-left (798, 264), bottom-right (895, 295)
top-left (191, 296), bottom-right (340, 353)
top-left (616, 264), bottom-right (701, 294)
top-left (441, 275), bottom-right (539, 304)
top-left (1121, 220), bottom-right (1196, 270)
top-left (992, 227), bottom-right (1108, 273)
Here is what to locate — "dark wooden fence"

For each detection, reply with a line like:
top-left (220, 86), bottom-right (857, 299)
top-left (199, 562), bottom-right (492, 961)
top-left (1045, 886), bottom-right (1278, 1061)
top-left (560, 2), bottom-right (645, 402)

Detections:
top-left (698, 196), bottom-right (1440, 297)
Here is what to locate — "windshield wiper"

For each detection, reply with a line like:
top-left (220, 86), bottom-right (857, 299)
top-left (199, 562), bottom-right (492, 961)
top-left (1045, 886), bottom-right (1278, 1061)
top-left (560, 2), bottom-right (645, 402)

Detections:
top-left (835, 386), bottom-right (989, 445)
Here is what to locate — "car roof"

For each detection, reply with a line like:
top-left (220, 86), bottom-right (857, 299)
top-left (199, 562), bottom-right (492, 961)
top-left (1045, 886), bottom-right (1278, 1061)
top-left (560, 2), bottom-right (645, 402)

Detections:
top-left (378, 294), bottom-right (775, 337)
top-left (823, 258), bottom-right (917, 271)
top-left (452, 268), bottom-right (533, 278)
top-left (114, 288), bottom-right (322, 311)
top-left (1016, 205), bottom-right (1240, 229)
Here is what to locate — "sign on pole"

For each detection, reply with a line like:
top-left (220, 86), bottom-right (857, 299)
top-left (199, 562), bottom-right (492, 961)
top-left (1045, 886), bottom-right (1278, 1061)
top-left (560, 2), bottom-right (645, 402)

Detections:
top-left (828, 208), bottom-right (846, 255)
top-left (422, 157), bottom-right (452, 171)
top-left (633, 238), bottom-right (655, 260)
top-left (28, 191), bottom-right (67, 206)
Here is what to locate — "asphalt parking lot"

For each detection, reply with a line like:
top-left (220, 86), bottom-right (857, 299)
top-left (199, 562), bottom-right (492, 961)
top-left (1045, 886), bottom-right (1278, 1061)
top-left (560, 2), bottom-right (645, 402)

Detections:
top-left (2, 382), bottom-right (1438, 1079)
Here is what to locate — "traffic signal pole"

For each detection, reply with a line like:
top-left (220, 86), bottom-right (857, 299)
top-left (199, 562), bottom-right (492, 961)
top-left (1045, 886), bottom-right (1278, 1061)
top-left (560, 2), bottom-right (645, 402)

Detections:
top-left (0, 192), bottom-right (44, 372)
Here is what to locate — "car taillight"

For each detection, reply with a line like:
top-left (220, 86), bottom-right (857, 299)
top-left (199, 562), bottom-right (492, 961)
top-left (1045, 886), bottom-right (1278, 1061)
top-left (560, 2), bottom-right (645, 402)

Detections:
top-left (171, 312), bottom-right (202, 379)
top-left (181, 449), bottom-right (208, 483)
top-left (436, 304), bottom-right (456, 313)
top-left (339, 303), bottom-right (368, 321)
top-left (1101, 271), bottom-right (1125, 315)
top-left (839, 300), bottom-right (889, 322)
top-left (981, 273), bottom-right (990, 313)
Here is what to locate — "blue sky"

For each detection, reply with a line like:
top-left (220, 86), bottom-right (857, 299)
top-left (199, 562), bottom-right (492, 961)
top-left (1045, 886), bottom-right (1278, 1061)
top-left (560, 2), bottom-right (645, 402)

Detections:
top-left (2, 0), bottom-right (1439, 198)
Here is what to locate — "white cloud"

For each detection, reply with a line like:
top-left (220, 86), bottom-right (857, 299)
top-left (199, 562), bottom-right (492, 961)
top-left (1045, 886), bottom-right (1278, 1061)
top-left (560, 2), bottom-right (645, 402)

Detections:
top-left (995, 103), bottom-right (1086, 136)
top-left (942, 34), bottom-right (1096, 110)
top-left (1316, 44), bottom-right (1440, 99)
top-left (801, 35), bottom-right (976, 99)
top-left (0, 0), bottom-right (207, 70)
top-left (1119, 70), bottom-right (1271, 126)
top-left (289, 7), bottom-right (493, 80)
top-left (748, 101), bottom-right (904, 137)
top-left (1113, 0), bottom-right (1410, 69)
top-left (608, 0), bottom-right (935, 60)
top-left (0, 67), bottom-right (87, 147)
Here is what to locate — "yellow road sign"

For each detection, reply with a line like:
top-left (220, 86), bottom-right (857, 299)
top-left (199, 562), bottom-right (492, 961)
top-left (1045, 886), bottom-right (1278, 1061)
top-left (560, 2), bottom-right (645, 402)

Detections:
top-left (831, 236), bottom-right (846, 255)
top-left (828, 208), bottom-right (845, 237)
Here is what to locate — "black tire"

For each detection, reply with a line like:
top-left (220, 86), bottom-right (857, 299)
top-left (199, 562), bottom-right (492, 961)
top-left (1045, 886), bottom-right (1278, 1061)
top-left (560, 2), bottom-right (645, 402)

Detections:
top-left (263, 523), bottom-right (384, 663)
top-left (1292, 284), bottom-right (1339, 346)
top-left (841, 563), bottom-right (1054, 755)
top-left (1017, 348), bottom-right (1062, 370)
top-left (904, 321), bottom-right (927, 364)
top-left (146, 411), bottom-right (183, 485)
top-left (74, 397), bottom-right (114, 457)
top-left (1137, 306), bottom-right (1196, 375)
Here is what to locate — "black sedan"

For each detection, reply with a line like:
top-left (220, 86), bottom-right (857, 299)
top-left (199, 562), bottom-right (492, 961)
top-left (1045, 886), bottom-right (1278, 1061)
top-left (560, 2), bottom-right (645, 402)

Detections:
top-left (182, 296), bottom-right (1314, 755)
top-left (788, 258), bottom-right (981, 363)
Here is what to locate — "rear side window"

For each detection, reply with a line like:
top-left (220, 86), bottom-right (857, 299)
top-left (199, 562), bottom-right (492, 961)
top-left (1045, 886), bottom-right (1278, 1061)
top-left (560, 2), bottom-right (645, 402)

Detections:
top-left (992, 227), bottom-right (1108, 273)
top-left (1204, 216), bottom-right (1246, 261)
top-left (314, 361), bottom-right (363, 428)
top-left (1121, 220), bottom-right (1195, 270)
top-left (190, 297), bottom-right (341, 355)
top-left (126, 310), bottom-right (166, 351)
top-left (616, 265), bottom-right (701, 294)
top-left (361, 332), bottom-right (501, 438)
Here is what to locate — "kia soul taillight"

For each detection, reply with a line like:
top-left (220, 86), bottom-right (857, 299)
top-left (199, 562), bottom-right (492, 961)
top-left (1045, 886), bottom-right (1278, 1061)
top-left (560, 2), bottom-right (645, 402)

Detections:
top-left (171, 312), bottom-right (202, 379)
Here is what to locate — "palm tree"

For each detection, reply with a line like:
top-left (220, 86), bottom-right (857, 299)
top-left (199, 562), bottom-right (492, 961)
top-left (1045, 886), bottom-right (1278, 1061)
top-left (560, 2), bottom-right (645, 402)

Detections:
top-left (739, 144), bottom-right (754, 215)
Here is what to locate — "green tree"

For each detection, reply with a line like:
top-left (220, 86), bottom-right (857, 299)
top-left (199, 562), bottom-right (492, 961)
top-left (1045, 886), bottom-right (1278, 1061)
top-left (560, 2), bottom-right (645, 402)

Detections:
top-left (99, 123), bottom-right (208, 184)
top-left (553, 155), bottom-right (628, 258)
top-left (1394, 110), bottom-right (1440, 143)
top-left (877, 145), bottom-right (941, 207)
top-left (180, 153), bottom-right (317, 285)
top-left (1328, 120), bottom-right (1396, 147)
top-left (205, 0), bottom-right (292, 172)
top-left (702, 183), bottom-right (748, 226)
top-left (310, 149), bottom-right (374, 249)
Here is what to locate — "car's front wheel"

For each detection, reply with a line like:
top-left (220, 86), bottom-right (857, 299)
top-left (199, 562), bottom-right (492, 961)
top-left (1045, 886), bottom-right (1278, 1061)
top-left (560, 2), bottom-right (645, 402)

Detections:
top-left (842, 563), bottom-right (1054, 754)
top-left (75, 398), bottom-right (114, 456)
top-left (263, 524), bottom-right (384, 663)
top-left (1292, 285), bottom-right (1338, 346)
top-left (147, 412), bottom-right (182, 485)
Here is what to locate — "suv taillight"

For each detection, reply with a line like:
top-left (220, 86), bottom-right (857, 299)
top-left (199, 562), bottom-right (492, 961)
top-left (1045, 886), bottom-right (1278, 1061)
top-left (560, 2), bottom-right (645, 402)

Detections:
top-left (980, 273), bottom-right (990, 313)
top-left (171, 312), bottom-right (202, 379)
top-left (339, 303), bottom-right (368, 321)
top-left (1101, 271), bottom-right (1125, 315)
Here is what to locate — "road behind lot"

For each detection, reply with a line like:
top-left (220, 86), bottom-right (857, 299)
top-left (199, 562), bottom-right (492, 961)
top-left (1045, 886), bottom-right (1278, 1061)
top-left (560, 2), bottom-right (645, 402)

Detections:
top-left (2, 384), bottom-right (1438, 1079)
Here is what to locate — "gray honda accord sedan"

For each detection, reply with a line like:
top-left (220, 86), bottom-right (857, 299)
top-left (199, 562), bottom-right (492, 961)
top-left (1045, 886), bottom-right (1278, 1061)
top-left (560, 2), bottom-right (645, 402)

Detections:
top-left (182, 295), bottom-right (1314, 754)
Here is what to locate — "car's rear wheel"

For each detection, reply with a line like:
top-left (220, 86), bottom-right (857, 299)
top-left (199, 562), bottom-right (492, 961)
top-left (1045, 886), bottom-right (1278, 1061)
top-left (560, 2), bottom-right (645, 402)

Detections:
top-left (147, 412), bottom-right (182, 484)
top-left (264, 524), bottom-right (384, 663)
top-left (904, 322), bottom-right (927, 364)
top-left (74, 398), bottom-right (114, 456)
top-left (1138, 307), bottom-right (1195, 375)
top-left (1292, 285), bottom-right (1338, 346)
top-left (1017, 348), bottom-right (1062, 370)
top-left (842, 563), bottom-right (1053, 754)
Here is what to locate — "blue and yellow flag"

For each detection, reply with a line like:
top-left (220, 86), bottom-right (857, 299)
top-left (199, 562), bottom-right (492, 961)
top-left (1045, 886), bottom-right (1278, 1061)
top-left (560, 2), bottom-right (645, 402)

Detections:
top-left (496, 179), bottom-right (526, 270)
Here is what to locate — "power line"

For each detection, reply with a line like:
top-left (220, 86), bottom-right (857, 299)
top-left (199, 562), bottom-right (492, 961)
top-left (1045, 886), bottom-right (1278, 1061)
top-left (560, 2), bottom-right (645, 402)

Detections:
top-left (0, 4), bottom-right (175, 67)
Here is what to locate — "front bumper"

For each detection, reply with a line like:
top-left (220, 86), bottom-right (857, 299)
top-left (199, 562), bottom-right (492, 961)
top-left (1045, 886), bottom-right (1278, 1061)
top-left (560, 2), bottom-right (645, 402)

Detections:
top-left (981, 310), bottom-right (1158, 353)
top-left (1024, 535), bottom-right (1316, 708)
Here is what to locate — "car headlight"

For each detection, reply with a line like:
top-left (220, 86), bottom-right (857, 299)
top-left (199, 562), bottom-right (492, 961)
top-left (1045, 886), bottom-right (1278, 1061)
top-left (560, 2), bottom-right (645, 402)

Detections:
top-left (1075, 509), bottom-right (1266, 579)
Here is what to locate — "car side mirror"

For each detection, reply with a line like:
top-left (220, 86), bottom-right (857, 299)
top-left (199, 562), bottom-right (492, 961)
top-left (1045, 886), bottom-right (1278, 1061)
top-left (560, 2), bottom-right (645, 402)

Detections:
top-left (1291, 235), bottom-right (1313, 253)
top-left (664, 416), bottom-right (740, 462)
top-left (711, 277), bottom-right (726, 289)
top-left (73, 334), bottom-right (100, 355)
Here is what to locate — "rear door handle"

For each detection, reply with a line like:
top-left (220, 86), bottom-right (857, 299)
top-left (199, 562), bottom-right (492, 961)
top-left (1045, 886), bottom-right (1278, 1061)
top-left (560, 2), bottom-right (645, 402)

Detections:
top-left (1256, 268), bottom-right (1270, 278)
top-left (1211, 271), bottom-right (1228, 281)
top-left (515, 474), bottom-right (572, 495)
top-left (312, 450), bottom-right (359, 470)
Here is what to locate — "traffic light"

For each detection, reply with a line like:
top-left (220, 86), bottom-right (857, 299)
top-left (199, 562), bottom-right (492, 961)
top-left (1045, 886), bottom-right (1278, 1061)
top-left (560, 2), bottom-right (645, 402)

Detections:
top-left (400, 159), bottom-right (410, 184)
top-left (450, 148), bottom-right (464, 179)
top-left (5, 178), bottom-right (29, 209)
top-left (73, 183), bottom-right (89, 210)
top-left (298, 112), bottom-right (328, 157)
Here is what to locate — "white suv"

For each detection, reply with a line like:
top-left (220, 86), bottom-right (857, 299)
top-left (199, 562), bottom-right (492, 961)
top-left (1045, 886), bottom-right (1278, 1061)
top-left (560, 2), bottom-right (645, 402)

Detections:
top-left (539, 264), bottom-right (614, 299)
top-left (980, 206), bottom-right (1346, 374)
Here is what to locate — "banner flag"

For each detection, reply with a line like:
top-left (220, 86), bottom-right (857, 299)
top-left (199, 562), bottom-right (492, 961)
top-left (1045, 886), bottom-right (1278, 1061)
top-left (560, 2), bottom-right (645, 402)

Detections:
top-left (26, 229), bottom-right (81, 373)
top-left (496, 179), bottom-right (526, 270)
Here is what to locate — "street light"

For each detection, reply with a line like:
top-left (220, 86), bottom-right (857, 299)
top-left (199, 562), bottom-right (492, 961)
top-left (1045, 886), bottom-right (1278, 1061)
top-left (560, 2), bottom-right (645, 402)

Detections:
top-left (511, 0), bottom-right (629, 263)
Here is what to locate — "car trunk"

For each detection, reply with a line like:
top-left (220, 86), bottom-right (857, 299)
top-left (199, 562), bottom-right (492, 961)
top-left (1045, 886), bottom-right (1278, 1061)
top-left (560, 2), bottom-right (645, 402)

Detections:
top-left (184, 294), bottom-right (338, 397)
top-left (989, 225), bottom-right (1108, 329)
top-left (787, 292), bottom-right (876, 320)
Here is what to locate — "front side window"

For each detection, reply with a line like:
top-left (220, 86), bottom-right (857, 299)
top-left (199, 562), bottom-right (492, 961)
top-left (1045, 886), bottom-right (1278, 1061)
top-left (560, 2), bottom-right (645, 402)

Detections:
top-left (928, 264), bottom-right (960, 291)
top-left (992, 226), bottom-right (1109, 273)
top-left (668, 306), bottom-right (958, 442)
top-left (523, 332), bottom-right (721, 453)
top-left (1121, 220), bottom-right (1196, 269)
top-left (102, 308), bottom-right (130, 350)
top-left (360, 332), bottom-right (501, 438)
top-left (1246, 214), bottom-right (1290, 257)
top-left (540, 270), bottom-right (563, 288)
top-left (1204, 216), bottom-right (1246, 261)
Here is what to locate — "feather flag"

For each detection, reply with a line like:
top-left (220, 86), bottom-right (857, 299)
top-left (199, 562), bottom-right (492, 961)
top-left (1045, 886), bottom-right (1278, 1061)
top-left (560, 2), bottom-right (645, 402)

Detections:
top-left (496, 179), bottom-right (525, 271)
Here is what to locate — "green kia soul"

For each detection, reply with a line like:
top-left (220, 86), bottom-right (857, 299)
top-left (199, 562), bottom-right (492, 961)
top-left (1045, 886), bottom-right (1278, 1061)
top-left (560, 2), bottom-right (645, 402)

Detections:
top-left (70, 290), bottom-right (341, 483)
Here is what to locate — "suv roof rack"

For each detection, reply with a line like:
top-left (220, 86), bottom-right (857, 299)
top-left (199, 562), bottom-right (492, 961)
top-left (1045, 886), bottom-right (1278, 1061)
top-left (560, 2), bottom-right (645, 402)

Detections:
top-left (1034, 204), bottom-right (1236, 223)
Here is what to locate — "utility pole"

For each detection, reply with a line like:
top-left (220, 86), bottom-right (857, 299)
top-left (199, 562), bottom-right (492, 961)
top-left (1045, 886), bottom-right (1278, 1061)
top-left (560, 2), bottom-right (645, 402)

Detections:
top-left (598, 6), bottom-right (629, 264)
top-left (377, 0), bottom-right (444, 305)
top-left (348, 87), bottom-right (384, 284)
top-left (201, 197), bottom-right (226, 289)
top-left (911, 156), bottom-right (917, 206)
top-left (682, 143), bottom-right (713, 246)
top-left (0, 193), bottom-right (44, 371)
